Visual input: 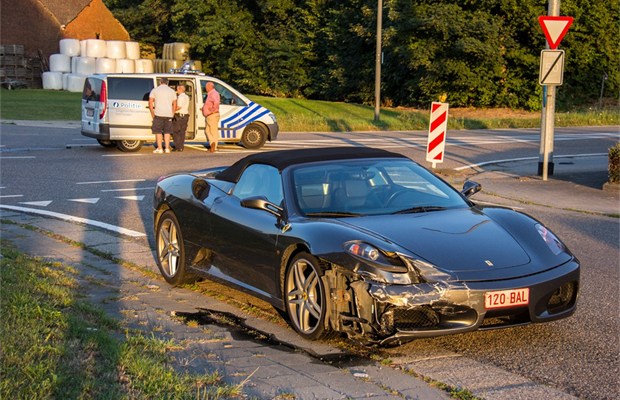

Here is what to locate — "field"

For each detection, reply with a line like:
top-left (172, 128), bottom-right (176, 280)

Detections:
top-left (1, 89), bottom-right (618, 132)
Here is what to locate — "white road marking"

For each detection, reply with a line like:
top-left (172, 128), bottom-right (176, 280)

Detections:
top-left (0, 156), bottom-right (36, 159)
top-left (102, 154), bottom-right (146, 157)
top-left (69, 198), bottom-right (100, 204)
top-left (77, 179), bottom-right (146, 185)
top-left (0, 205), bottom-right (146, 237)
top-left (116, 195), bottom-right (145, 201)
top-left (0, 194), bottom-right (24, 198)
top-left (100, 187), bottom-right (153, 193)
top-left (19, 201), bottom-right (52, 207)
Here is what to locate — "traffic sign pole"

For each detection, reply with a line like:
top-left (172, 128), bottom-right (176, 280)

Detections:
top-left (539, 0), bottom-right (562, 180)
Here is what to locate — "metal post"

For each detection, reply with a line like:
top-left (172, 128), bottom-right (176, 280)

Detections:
top-left (374, 0), bottom-right (382, 122)
top-left (539, 0), bottom-right (560, 180)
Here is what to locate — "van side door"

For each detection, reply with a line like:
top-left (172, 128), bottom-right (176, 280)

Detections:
top-left (106, 77), bottom-right (154, 140)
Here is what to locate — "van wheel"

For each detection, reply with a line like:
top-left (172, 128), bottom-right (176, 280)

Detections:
top-left (97, 139), bottom-right (116, 148)
top-left (116, 140), bottom-right (143, 152)
top-left (241, 123), bottom-right (267, 149)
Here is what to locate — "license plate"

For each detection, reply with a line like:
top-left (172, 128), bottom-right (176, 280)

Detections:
top-left (86, 108), bottom-right (94, 117)
top-left (484, 288), bottom-right (529, 309)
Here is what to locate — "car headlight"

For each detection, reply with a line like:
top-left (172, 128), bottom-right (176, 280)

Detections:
top-left (536, 224), bottom-right (566, 255)
top-left (268, 112), bottom-right (277, 123)
top-left (344, 241), bottom-right (407, 273)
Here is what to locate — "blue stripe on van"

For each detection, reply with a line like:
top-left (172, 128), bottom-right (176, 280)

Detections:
top-left (220, 102), bottom-right (268, 139)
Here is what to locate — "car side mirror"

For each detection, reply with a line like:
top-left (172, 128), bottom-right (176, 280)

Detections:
top-left (241, 196), bottom-right (283, 217)
top-left (192, 178), bottom-right (210, 201)
top-left (461, 181), bottom-right (481, 198)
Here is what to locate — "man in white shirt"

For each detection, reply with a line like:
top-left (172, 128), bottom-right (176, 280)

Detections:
top-left (172, 84), bottom-right (190, 152)
top-left (149, 77), bottom-right (177, 154)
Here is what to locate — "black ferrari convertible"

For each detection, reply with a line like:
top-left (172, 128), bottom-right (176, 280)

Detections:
top-left (153, 147), bottom-right (579, 345)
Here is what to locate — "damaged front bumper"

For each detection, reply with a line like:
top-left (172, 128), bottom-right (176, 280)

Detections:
top-left (325, 259), bottom-right (579, 345)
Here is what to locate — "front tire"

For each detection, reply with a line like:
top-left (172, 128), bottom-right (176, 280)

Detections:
top-left (116, 139), bottom-right (143, 152)
top-left (284, 253), bottom-right (331, 340)
top-left (241, 123), bottom-right (267, 149)
top-left (155, 210), bottom-right (197, 286)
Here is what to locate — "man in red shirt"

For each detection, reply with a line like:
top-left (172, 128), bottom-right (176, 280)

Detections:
top-left (202, 82), bottom-right (220, 153)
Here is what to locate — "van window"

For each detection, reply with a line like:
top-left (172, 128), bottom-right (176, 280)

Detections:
top-left (108, 77), bottom-right (153, 101)
top-left (83, 77), bottom-right (102, 101)
top-left (201, 79), bottom-right (247, 106)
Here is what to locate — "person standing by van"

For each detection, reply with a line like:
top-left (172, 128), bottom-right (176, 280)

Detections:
top-left (172, 84), bottom-right (190, 152)
top-left (149, 77), bottom-right (177, 154)
top-left (202, 81), bottom-right (220, 153)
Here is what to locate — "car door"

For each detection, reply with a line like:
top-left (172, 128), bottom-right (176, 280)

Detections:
top-left (208, 164), bottom-right (284, 300)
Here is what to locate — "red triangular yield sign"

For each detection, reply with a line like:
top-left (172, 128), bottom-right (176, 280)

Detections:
top-left (538, 16), bottom-right (574, 49)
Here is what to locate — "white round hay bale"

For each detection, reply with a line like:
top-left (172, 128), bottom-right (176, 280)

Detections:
top-left (59, 38), bottom-right (80, 56)
top-left (163, 59), bottom-right (184, 72)
top-left (66, 74), bottom-right (87, 92)
top-left (116, 59), bottom-right (135, 73)
top-left (134, 59), bottom-right (154, 73)
top-left (106, 40), bottom-right (126, 59)
top-left (80, 40), bottom-right (88, 57)
top-left (125, 41), bottom-right (140, 60)
top-left (95, 58), bottom-right (116, 74)
top-left (49, 54), bottom-right (71, 72)
top-left (62, 72), bottom-right (71, 90)
top-left (71, 56), bottom-right (79, 73)
top-left (42, 71), bottom-right (63, 90)
top-left (153, 59), bottom-right (163, 73)
top-left (85, 39), bottom-right (107, 58)
top-left (169, 42), bottom-right (190, 60)
top-left (162, 44), bottom-right (171, 60)
top-left (75, 57), bottom-right (96, 75)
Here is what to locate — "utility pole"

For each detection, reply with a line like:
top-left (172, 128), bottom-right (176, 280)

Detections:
top-left (539, 0), bottom-right (560, 180)
top-left (374, 0), bottom-right (382, 122)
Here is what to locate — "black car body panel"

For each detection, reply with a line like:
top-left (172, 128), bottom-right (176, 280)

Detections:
top-left (153, 147), bottom-right (580, 345)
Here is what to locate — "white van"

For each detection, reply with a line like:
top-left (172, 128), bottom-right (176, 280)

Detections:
top-left (81, 73), bottom-right (279, 152)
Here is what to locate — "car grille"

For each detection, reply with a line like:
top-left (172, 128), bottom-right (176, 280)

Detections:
top-left (547, 281), bottom-right (577, 314)
top-left (393, 306), bottom-right (440, 330)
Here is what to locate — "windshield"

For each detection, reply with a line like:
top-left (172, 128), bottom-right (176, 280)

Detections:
top-left (291, 158), bottom-right (468, 216)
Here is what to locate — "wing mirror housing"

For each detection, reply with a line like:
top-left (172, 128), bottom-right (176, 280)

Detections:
top-left (461, 181), bottom-right (482, 198)
top-left (241, 196), bottom-right (283, 218)
top-left (192, 178), bottom-right (210, 201)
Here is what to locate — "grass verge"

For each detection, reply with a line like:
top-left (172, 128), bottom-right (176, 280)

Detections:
top-left (1, 89), bottom-right (618, 131)
top-left (0, 242), bottom-right (240, 399)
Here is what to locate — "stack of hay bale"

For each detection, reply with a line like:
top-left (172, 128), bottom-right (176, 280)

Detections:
top-left (154, 42), bottom-right (202, 73)
top-left (43, 39), bottom-right (154, 91)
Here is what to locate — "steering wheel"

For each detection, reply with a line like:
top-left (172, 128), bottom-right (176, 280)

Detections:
top-left (386, 190), bottom-right (411, 207)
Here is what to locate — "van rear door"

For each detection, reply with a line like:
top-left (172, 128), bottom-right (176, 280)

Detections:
top-left (82, 77), bottom-right (105, 137)
top-left (106, 77), bottom-right (154, 140)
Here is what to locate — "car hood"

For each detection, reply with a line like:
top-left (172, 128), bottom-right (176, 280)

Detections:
top-left (338, 208), bottom-right (532, 276)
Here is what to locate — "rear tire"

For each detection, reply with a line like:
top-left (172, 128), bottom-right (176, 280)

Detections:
top-left (284, 252), bottom-right (331, 340)
top-left (241, 123), bottom-right (267, 149)
top-left (116, 139), bottom-right (143, 152)
top-left (155, 210), bottom-right (198, 286)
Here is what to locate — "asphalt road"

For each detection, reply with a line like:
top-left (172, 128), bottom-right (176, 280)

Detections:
top-left (1, 122), bottom-right (619, 399)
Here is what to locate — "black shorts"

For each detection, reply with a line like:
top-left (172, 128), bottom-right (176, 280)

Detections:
top-left (152, 116), bottom-right (174, 134)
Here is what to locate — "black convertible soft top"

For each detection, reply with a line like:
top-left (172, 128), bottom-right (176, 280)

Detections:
top-left (216, 147), bottom-right (407, 183)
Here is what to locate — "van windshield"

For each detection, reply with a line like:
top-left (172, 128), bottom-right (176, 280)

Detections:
top-left (201, 80), bottom-right (247, 106)
top-left (83, 77), bottom-right (102, 101)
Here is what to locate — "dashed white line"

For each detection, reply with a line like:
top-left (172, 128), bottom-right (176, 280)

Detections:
top-left (77, 179), bottom-right (146, 185)
top-left (100, 187), bottom-right (153, 193)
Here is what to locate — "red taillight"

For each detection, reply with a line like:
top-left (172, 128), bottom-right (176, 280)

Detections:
top-left (99, 81), bottom-right (107, 119)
